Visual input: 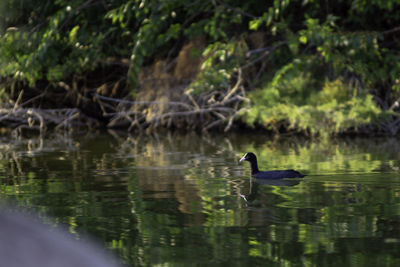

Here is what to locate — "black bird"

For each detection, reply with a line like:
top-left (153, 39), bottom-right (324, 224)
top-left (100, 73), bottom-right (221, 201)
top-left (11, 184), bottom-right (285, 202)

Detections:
top-left (239, 152), bottom-right (306, 179)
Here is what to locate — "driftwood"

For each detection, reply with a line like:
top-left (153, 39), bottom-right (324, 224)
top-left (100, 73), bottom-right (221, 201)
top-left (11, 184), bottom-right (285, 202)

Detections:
top-left (94, 68), bottom-right (249, 132)
top-left (0, 68), bottom-right (248, 133)
top-left (0, 107), bottom-right (99, 134)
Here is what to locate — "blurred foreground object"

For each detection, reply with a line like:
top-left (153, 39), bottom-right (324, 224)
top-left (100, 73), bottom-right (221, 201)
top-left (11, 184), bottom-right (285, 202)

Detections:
top-left (0, 208), bottom-right (122, 267)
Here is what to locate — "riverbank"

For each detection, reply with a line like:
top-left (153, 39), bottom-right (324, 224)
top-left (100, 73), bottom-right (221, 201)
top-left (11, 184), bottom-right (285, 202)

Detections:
top-left (1, 1), bottom-right (399, 136)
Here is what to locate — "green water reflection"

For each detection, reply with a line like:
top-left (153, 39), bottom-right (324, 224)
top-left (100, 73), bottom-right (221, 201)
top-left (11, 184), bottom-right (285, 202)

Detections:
top-left (1, 132), bottom-right (400, 266)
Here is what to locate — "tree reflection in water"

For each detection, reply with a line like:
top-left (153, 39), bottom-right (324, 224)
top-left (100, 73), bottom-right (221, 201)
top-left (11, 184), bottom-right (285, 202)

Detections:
top-left (1, 132), bottom-right (400, 266)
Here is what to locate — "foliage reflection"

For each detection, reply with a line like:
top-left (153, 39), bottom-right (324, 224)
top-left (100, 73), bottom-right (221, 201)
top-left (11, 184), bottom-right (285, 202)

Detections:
top-left (1, 133), bottom-right (400, 266)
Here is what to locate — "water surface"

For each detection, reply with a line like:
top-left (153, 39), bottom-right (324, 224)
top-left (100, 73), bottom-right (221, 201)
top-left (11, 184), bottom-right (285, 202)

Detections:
top-left (1, 132), bottom-right (400, 266)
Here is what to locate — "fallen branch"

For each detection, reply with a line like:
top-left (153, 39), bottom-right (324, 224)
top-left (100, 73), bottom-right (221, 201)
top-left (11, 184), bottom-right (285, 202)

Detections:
top-left (93, 94), bottom-right (193, 110)
top-left (0, 107), bottom-right (99, 133)
top-left (93, 67), bottom-right (249, 132)
top-left (0, 66), bottom-right (249, 134)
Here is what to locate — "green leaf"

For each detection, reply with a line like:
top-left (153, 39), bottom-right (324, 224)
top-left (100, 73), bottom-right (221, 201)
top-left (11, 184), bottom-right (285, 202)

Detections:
top-left (249, 19), bottom-right (262, 31)
top-left (69, 25), bottom-right (80, 44)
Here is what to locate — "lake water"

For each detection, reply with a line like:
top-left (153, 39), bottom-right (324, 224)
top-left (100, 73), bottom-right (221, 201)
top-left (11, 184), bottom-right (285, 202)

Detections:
top-left (1, 132), bottom-right (400, 266)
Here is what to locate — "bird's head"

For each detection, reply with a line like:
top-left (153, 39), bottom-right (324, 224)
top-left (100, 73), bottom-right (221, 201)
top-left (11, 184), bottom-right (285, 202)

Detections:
top-left (239, 152), bottom-right (256, 163)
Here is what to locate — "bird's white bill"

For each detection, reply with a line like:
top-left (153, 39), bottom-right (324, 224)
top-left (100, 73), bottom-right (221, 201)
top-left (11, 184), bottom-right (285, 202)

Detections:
top-left (239, 155), bottom-right (246, 162)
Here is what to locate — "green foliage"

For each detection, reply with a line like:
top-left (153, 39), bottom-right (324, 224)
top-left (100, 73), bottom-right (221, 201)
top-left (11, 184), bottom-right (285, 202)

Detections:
top-left (111, 0), bottom-right (247, 87)
top-left (241, 0), bottom-right (400, 135)
top-left (0, 0), bottom-right (264, 88)
top-left (0, 0), bottom-right (110, 86)
top-left (188, 41), bottom-right (247, 95)
top-left (245, 71), bottom-right (385, 135)
top-left (2, 0), bottom-right (400, 135)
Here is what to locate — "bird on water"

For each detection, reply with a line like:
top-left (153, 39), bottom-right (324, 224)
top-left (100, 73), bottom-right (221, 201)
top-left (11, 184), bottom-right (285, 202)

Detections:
top-left (239, 152), bottom-right (306, 179)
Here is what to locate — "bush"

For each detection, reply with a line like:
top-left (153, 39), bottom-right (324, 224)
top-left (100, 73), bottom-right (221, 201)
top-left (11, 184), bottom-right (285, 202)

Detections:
top-left (1, 0), bottom-right (400, 135)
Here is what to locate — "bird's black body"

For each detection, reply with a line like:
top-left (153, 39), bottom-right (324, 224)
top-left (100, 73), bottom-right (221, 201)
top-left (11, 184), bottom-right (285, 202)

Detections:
top-left (240, 152), bottom-right (306, 179)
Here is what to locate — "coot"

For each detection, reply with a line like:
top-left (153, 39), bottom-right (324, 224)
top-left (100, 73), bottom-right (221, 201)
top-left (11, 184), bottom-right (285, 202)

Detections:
top-left (240, 152), bottom-right (306, 179)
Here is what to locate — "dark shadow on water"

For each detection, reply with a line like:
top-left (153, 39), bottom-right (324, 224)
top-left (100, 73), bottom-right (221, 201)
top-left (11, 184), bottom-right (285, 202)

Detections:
top-left (254, 178), bottom-right (302, 186)
top-left (241, 177), bottom-right (303, 203)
